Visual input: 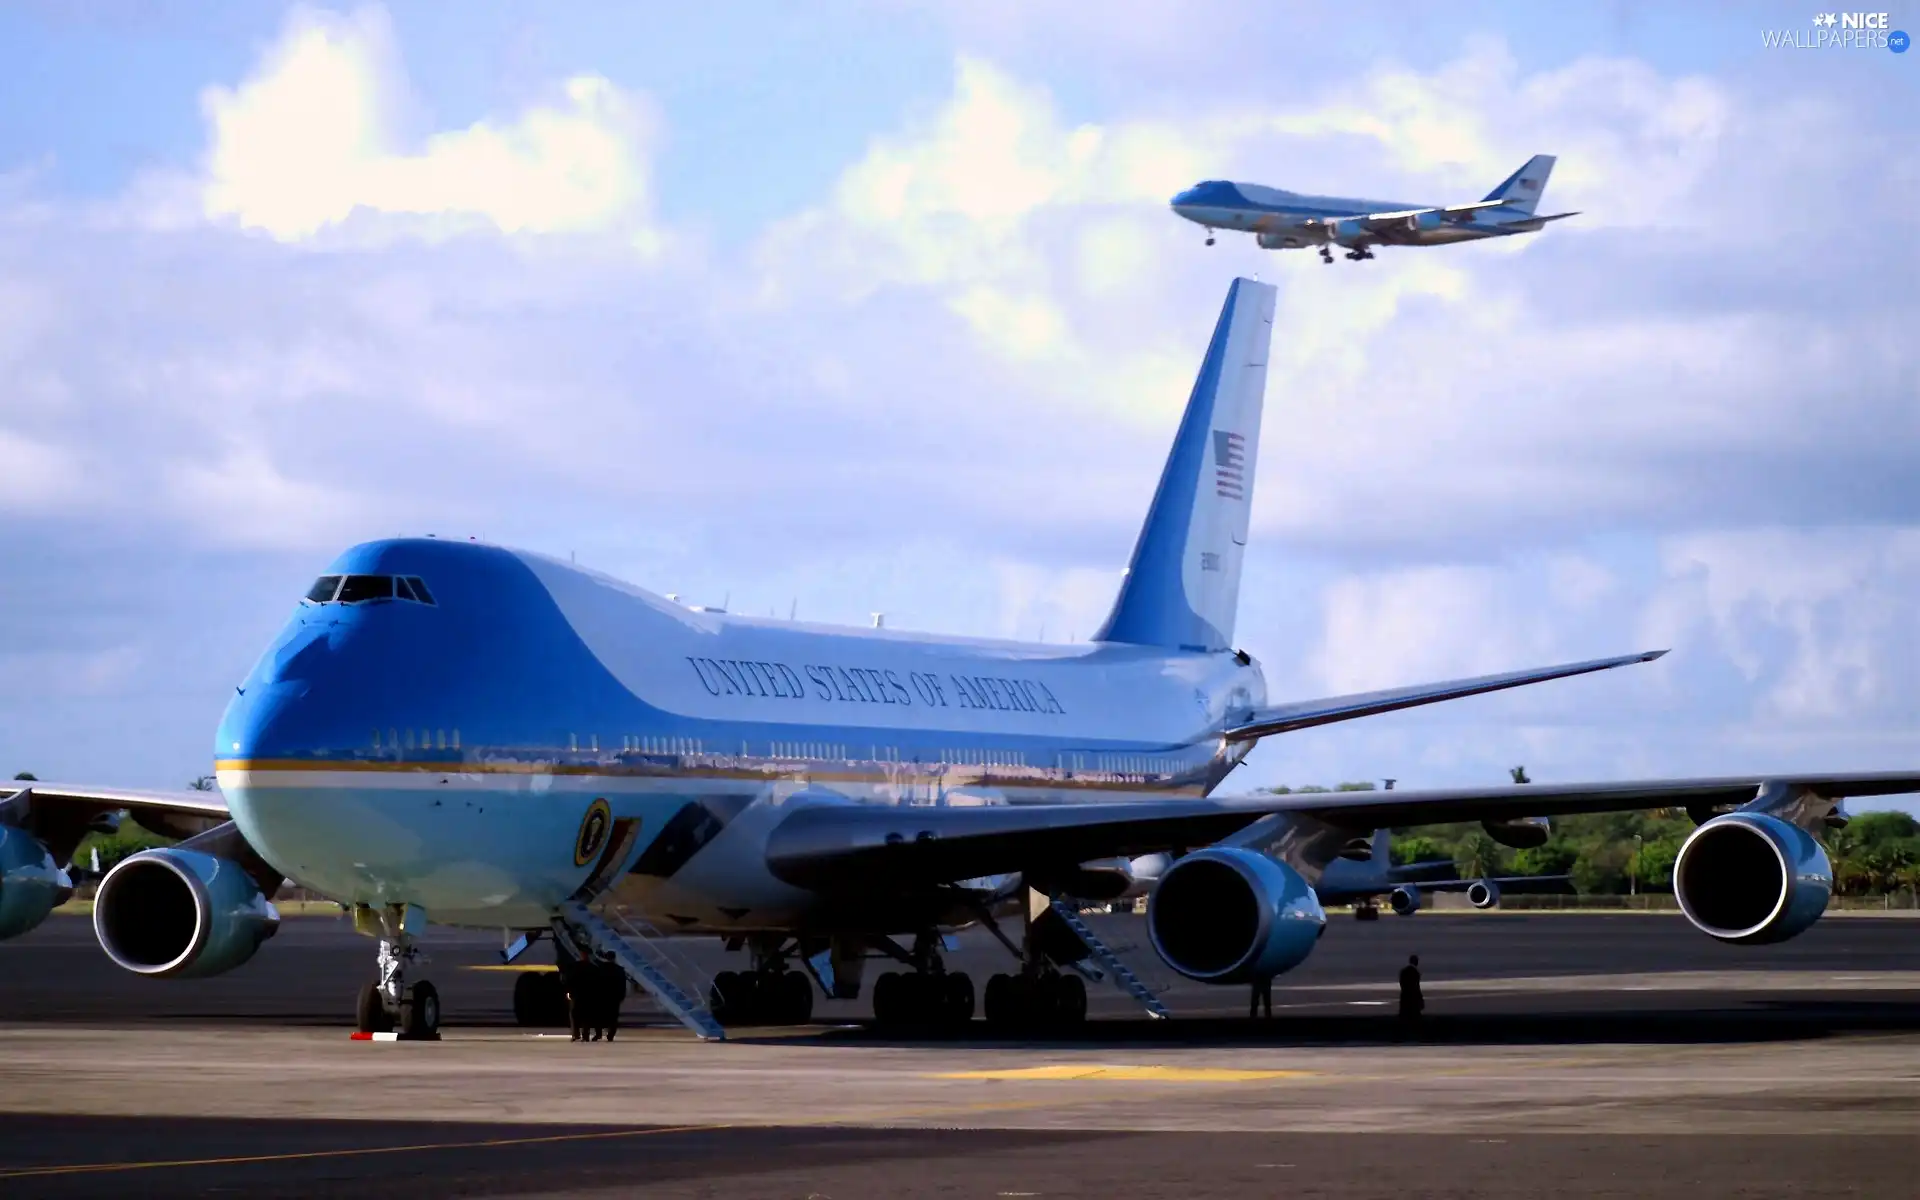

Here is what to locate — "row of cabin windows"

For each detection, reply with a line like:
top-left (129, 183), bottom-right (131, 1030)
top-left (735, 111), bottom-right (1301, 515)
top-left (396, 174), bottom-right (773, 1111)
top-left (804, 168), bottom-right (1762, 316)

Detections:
top-left (622, 735), bottom-right (703, 755)
top-left (373, 728), bottom-right (459, 751)
top-left (363, 730), bottom-right (1178, 773)
top-left (941, 748), bottom-right (1028, 768)
top-left (307, 574), bottom-right (436, 605)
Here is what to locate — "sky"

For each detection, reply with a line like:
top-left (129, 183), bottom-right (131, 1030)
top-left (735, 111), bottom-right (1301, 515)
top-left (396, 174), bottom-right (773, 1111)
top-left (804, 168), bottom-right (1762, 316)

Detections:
top-left (0, 2), bottom-right (1915, 808)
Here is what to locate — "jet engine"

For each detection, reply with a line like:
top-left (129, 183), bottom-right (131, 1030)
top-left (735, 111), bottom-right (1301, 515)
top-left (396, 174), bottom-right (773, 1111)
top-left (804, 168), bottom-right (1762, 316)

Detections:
top-left (1256, 231), bottom-right (1309, 250)
top-left (1672, 812), bottom-right (1832, 945)
top-left (93, 848), bottom-right (280, 978)
top-left (1400, 210), bottom-right (1445, 235)
top-left (1145, 847), bottom-right (1325, 983)
top-left (1388, 884), bottom-right (1421, 916)
top-left (1466, 879), bottom-right (1501, 910)
top-left (1322, 217), bottom-right (1370, 247)
top-left (0, 826), bottom-right (72, 940)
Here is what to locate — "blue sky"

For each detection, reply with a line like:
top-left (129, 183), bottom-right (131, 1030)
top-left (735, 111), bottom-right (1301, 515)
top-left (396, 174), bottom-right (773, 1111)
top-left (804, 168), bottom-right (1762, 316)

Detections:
top-left (1, 2), bottom-right (1915, 809)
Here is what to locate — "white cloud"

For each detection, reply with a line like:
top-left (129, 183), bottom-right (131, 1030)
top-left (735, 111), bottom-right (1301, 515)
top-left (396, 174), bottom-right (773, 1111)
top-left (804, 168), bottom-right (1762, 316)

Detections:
top-left (197, 6), bottom-right (660, 245)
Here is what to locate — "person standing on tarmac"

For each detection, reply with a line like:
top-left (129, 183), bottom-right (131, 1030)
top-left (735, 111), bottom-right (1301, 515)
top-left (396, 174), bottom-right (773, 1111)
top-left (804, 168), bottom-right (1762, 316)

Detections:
top-left (1398, 955), bottom-right (1424, 1020)
top-left (559, 956), bottom-right (589, 1043)
top-left (1249, 974), bottom-right (1273, 1020)
top-left (596, 952), bottom-right (626, 1043)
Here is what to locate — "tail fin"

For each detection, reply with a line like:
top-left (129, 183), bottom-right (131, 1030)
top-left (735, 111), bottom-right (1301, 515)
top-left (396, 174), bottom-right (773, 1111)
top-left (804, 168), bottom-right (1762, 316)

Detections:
top-left (1480, 153), bottom-right (1555, 216)
top-left (1093, 277), bottom-right (1276, 652)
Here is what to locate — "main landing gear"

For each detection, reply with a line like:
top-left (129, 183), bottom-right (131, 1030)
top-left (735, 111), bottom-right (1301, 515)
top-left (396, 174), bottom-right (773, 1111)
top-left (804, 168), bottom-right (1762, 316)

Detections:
top-left (353, 904), bottom-right (441, 1039)
top-left (709, 935), bottom-right (817, 1026)
top-left (869, 931), bottom-right (975, 1030)
top-left (1343, 247), bottom-right (1376, 261)
top-left (1204, 228), bottom-right (1216, 246)
top-left (1319, 246), bottom-right (1334, 264)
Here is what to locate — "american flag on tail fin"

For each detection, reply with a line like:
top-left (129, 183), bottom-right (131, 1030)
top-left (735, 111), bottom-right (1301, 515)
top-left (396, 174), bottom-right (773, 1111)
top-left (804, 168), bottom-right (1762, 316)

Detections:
top-left (1212, 430), bottom-right (1245, 500)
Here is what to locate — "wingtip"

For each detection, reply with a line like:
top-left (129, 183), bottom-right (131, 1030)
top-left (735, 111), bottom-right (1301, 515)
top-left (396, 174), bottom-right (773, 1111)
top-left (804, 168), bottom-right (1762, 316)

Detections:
top-left (1644, 649), bottom-right (1670, 661)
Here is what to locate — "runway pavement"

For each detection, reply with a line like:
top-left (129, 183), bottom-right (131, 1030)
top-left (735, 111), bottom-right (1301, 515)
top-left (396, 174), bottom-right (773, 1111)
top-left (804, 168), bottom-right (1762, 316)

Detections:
top-left (3, 912), bottom-right (1918, 1197)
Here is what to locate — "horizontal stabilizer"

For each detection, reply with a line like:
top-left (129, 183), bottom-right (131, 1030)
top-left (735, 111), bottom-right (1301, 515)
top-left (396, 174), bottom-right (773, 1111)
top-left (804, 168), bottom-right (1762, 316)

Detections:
top-left (1222, 649), bottom-right (1667, 743)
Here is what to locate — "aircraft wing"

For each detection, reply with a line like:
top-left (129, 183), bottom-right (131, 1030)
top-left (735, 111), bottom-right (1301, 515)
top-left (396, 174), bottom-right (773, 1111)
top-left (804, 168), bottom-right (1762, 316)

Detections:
top-left (1, 780), bottom-right (230, 849)
top-left (763, 772), bottom-right (1920, 892)
top-left (1222, 649), bottom-right (1667, 742)
top-left (1, 780), bottom-right (228, 818)
top-left (1358, 199), bottom-right (1508, 231)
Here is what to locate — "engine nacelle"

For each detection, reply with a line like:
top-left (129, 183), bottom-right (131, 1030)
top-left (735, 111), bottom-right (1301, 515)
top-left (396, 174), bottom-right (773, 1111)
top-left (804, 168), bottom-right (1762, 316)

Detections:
top-left (1256, 231), bottom-right (1309, 250)
top-left (1673, 812), bottom-right (1832, 944)
top-left (0, 826), bottom-right (72, 940)
top-left (1322, 217), bottom-right (1369, 246)
top-left (1145, 847), bottom-right (1325, 983)
top-left (1388, 884), bottom-right (1421, 916)
top-left (1484, 816), bottom-right (1551, 849)
top-left (1401, 210), bottom-right (1445, 234)
top-left (93, 848), bottom-right (280, 978)
top-left (1466, 879), bottom-right (1501, 909)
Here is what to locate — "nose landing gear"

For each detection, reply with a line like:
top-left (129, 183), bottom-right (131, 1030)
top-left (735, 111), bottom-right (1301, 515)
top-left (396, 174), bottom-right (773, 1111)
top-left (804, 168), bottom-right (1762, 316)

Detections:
top-left (352, 904), bottom-right (441, 1040)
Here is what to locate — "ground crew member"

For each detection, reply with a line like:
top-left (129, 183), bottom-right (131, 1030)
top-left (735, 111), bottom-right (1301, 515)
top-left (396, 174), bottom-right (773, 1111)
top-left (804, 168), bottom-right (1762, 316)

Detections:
top-left (597, 952), bottom-right (625, 1043)
top-left (1249, 974), bottom-right (1273, 1019)
top-left (559, 955), bottom-right (589, 1042)
top-left (1398, 954), bottom-right (1424, 1020)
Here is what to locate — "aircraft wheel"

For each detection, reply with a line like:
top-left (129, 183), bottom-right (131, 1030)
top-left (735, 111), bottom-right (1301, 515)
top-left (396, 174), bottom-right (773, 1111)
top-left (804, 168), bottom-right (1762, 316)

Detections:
top-left (512, 972), bottom-right (545, 1027)
top-left (944, 972), bottom-right (976, 1024)
top-left (356, 982), bottom-right (392, 1033)
top-left (400, 980), bottom-right (441, 1039)
top-left (779, 969), bottom-right (814, 1024)
top-left (711, 970), bottom-right (745, 1024)
top-left (872, 971), bottom-right (903, 1025)
top-left (1058, 974), bottom-right (1088, 1024)
top-left (983, 973), bottom-right (1013, 1025)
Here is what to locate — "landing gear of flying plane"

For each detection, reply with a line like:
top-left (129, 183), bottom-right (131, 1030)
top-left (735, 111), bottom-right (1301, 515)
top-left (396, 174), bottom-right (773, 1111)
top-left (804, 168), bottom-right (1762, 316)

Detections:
top-left (709, 935), bottom-right (817, 1026)
top-left (353, 904), bottom-right (441, 1039)
top-left (1319, 246), bottom-right (1334, 264)
top-left (1343, 247), bottom-right (1376, 261)
top-left (1204, 228), bottom-right (1216, 246)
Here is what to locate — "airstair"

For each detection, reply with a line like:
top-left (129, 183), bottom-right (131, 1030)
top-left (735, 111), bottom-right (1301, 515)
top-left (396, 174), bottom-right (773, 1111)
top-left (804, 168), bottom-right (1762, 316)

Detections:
top-left (1048, 898), bottom-right (1171, 1020)
top-left (552, 900), bottom-right (726, 1041)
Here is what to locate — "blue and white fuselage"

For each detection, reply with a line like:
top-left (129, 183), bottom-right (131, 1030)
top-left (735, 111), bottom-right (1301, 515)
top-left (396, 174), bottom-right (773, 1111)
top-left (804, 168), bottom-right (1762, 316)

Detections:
top-left (216, 541), bottom-right (1266, 933)
top-left (1171, 154), bottom-right (1576, 260)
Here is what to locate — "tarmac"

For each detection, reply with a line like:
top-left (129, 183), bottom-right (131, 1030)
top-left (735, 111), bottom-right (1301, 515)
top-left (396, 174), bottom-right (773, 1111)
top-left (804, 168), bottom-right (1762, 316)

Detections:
top-left (2, 911), bottom-right (1918, 1197)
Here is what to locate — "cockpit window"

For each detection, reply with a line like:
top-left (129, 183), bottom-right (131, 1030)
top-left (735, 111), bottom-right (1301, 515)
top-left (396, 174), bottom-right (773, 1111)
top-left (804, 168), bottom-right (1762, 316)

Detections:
top-left (305, 573), bottom-right (435, 605)
top-left (336, 575), bottom-right (395, 604)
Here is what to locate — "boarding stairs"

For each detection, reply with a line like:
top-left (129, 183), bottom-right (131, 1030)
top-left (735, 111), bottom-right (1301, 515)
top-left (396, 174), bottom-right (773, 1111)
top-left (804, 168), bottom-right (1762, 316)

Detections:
top-left (553, 900), bottom-right (726, 1041)
top-left (1048, 898), bottom-right (1171, 1020)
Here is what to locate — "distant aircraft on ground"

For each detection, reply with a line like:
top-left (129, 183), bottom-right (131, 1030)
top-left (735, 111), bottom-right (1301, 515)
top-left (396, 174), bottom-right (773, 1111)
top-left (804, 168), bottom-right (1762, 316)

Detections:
top-left (1171, 153), bottom-right (1577, 262)
top-left (1, 277), bottom-right (1911, 1042)
top-left (1313, 829), bottom-right (1572, 919)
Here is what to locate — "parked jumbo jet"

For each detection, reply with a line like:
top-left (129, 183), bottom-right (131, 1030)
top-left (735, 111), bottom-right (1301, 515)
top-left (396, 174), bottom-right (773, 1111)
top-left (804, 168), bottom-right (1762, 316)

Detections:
top-left (2, 278), bottom-right (1912, 1041)
top-left (1171, 153), bottom-right (1577, 262)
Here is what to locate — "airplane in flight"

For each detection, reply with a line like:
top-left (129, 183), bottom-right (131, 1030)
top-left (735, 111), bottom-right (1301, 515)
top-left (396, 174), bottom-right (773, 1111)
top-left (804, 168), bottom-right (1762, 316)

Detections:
top-left (1170, 153), bottom-right (1578, 262)
top-left (2, 277), bottom-right (1912, 1041)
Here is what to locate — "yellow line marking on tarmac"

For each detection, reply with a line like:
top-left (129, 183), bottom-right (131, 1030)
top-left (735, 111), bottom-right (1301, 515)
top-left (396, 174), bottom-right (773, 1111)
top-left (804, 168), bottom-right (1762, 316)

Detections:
top-left (934, 1064), bottom-right (1319, 1082)
top-left (0, 1123), bottom-right (729, 1181)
